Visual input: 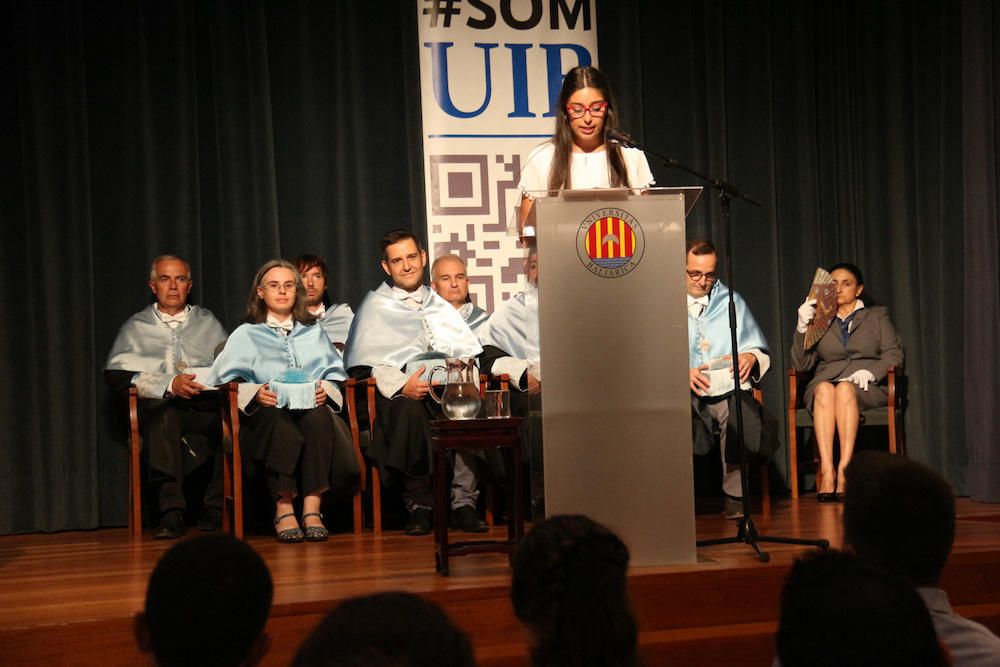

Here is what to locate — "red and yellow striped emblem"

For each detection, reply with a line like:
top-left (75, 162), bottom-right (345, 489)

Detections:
top-left (585, 216), bottom-right (635, 260)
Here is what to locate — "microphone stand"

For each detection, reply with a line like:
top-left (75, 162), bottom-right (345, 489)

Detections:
top-left (613, 132), bottom-right (829, 561)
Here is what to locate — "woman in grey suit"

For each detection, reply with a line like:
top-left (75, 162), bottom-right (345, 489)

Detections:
top-left (791, 264), bottom-right (904, 502)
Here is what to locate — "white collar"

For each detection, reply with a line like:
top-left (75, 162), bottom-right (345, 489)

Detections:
top-left (155, 304), bottom-right (191, 325)
top-left (266, 314), bottom-right (295, 333)
top-left (687, 295), bottom-right (709, 307)
top-left (308, 303), bottom-right (326, 319)
top-left (837, 300), bottom-right (865, 321)
top-left (391, 286), bottom-right (424, 304)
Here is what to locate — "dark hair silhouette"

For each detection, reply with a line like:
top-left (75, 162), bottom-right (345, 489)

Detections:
top-left (511, 514), bottom-right (639, 667)
top-left (144, 534), bottom-right (273, 667)
top-left (776, 549), bottom-right (946, 667)
top-left (843, 451), bottom-right (955, 586)
top-left (292, 592), bottom-right (474, 667)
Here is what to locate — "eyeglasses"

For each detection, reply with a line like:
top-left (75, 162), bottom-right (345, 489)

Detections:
top-left (261, 281), bottom-right (297, 293)
top-left (686, 271), bottom-right (718, 282)
top-left (565, 101), bottom-right (608, 119)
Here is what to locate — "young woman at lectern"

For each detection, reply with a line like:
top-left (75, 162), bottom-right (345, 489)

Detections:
top-left (516, 65), bottom-right (655, 238)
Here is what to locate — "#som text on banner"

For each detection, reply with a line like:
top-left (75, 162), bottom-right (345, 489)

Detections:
top-left (417, 0), bottom-right (598, 310)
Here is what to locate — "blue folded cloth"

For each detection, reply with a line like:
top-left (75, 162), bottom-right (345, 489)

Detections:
top-left (270, 368), bottom-right (317, 410)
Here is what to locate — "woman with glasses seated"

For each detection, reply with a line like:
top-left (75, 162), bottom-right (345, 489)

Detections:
top-left (517, 65), bottom-right (654, 236)
top-left (207, 259), bottom-right (358, 542)
top-left (791, 263), bottom-right (904, 502)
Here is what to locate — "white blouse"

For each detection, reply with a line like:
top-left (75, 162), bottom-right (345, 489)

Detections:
top-left (517, 141), bottom-right (655, 196)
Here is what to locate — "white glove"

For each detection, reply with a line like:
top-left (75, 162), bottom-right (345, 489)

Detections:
top-left (796, 298), bottom-right (817, 333)
top-left (845, 370), bottom-right (876, 391)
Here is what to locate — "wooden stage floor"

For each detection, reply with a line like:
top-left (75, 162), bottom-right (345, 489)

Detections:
top-left (2, 497), bottom-right (1000, 666)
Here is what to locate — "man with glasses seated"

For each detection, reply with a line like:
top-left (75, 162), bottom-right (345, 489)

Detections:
top-left (686, 239), bottom-right (777, 520)
top-left (105, 255), bottom-right (228, 539)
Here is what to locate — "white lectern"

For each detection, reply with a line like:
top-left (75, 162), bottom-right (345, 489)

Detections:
top-left (531, 186), bottom-right (702, 566)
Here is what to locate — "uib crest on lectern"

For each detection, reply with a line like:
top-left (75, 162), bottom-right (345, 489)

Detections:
top-left (524, 186), bottom-right (702, 566)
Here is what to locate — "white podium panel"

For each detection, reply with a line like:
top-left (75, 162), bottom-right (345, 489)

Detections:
top-left (535, 187), bottom-right (701, 566)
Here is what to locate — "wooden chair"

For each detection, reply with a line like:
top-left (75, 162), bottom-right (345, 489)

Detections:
top-left (219, 382), bottom-right (245, 539)
top-left (345, 377), bottom-right (381, 535)
top-left (751, 386), bottom-right (773, 517)
top-left (126, 387), bottom-right (143, 537)
top-left (787, 366), bottom-right (905, 499)
top-left (126, 383), bottom-right (245, 538)
top-left (343, 373), bottom-right (511, 535)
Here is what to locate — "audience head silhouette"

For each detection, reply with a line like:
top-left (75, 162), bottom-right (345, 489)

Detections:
top-left (776, 549), bottom-right (948, 667)
top-left (292, 591), bottom-right (474, 667)
top-left (843, 450), bottom-right (955, 586)
top-left (135, 533), bottom-right (273, 667)
top-left (511, 514), bottom-right (638, 667)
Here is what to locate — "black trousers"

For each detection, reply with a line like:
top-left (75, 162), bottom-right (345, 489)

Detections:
top-left (690, 390), bottom-right (779, 463)
top-left (241, 405), bottom-right (339, 500)
top-left (371, 393), bottom-right (443, 483)
top-left (141, 395), bottom-right (223, 513)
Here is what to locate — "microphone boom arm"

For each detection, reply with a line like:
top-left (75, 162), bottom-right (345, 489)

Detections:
top-left (608, 129), bottom-right (760, 207)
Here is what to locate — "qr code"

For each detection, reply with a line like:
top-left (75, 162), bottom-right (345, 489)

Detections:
top-left (427, 152), bottom-right (531, 313)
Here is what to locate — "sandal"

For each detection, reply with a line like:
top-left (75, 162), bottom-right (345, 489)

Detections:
top-left (274, 512), bottom-right (304, 543)
top-left (302, 512), bottom-right (328, 542)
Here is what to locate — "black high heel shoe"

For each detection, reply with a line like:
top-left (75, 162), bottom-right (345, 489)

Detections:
top-left (816, 470), bottom-right (837, 503)
top-left (833, 469), bottom-right (847, 502)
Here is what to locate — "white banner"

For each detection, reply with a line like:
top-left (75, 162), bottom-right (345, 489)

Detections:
top-left (417, 0), bottom-right (598, 311)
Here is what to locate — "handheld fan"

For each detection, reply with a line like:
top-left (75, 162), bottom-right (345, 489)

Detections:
top-left (804, 268), bottom-right (838, 349)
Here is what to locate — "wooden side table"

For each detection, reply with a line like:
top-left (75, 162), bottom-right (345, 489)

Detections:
top-left (430, 417), bottom-right (524, 576)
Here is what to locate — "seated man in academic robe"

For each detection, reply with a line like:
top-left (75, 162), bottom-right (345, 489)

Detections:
top-left (685, 239), bottom-right (777, 520)
top-left (104, 255), bottom-right (228, 539)
top-left (430, 254), bottom-right (490, 333)
top-left (343, 231), bottom-right (487, 536)
top-left (295, 254), bottom-right (355, 350)
top-left (429, 253), bottom-right (498, 527)
top-left (477, 250), bottom-right (543, 511)
top-left (478, 249), bottom-right (541, 397)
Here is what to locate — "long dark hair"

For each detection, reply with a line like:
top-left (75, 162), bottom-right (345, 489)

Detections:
top-left (243, 259), bottom-right (317, 325)
top-left (511, 515), bottom-right (639, 667)
top-left (548, 66), bottom-right (630, 193)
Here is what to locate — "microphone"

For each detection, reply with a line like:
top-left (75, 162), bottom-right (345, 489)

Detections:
top-left (608, 128), bottom-right (639, 149)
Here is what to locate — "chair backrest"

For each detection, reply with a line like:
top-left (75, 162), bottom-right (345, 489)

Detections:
top-left (479, 373), bottom-right (510, 395)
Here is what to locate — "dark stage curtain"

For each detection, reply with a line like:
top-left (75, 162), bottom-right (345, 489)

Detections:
top-left (1, 0), bottom-right (425, 533)
top-left (962, 0), bottom-right (1000, 502)
top-left (597, 0), bottom-right (980, 495)
top-left (2, 1), bottom-right (996, 533)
